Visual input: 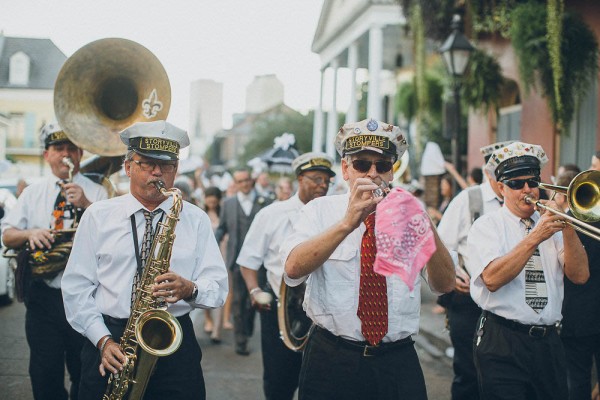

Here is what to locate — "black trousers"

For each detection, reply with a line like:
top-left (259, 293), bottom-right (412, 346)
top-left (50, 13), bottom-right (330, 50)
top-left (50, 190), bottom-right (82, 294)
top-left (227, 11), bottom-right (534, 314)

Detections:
top-left (446, 300), bottom-right (482, 400)
top-left (298, 326), bottom-right (427, 400)
top-left (25, 280), bottom-right (83, 400)
top-left (561, 333), bottom-right (600, 400)
top-left (259, 289), bottom-right (302, 400)
top-left (232, 266), bottom-right (256, 347)
top-left (78, 313), bottom-right (205, 400)
top-left (474, 313), bottom-right (567, 400)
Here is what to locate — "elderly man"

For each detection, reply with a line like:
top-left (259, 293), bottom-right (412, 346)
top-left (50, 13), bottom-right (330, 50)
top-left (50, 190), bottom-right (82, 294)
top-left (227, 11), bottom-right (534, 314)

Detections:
top-left (238, 152), bottom-right (335, 400)
top-left (61, 121), bottom-right (228, 400)
top-left (465, 142), bottom-right (589, 400)
top-left (2, 122), bottom-right (108, 400)
top-left (283, 118), bottom-right (455, 400)
top-left (436, 141), bottom-right (512, 400)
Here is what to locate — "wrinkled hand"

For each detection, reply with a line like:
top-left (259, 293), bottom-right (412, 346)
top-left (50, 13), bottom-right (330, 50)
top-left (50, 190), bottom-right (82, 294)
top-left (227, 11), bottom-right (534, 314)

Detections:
top-left (99, 339), bottom-right (127, 377)
top-left (153, 271), bottom-right (194, 303)
top-left (531, 199), bottom-right (566, 242)
top-left (250, 289), bottom-right (272, 312)
top-left (344, 178), bottom-right (383, 231)
top-left (28, 228), bottom-right (55, 250)
top-left (61, 182), bottom-right (91, 209)
top-left (455, 267), bottom-right (471, 295)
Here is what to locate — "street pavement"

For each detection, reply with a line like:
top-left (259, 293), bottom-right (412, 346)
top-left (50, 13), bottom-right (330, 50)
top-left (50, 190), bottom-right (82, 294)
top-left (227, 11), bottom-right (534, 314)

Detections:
top-left (0, 280), bottom-right (453, 399)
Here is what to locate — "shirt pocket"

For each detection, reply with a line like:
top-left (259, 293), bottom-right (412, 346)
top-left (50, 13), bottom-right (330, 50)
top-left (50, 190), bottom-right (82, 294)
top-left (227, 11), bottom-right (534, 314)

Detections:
top-left (317, 244), bottom-right (357, 312)
top-left (390, 276), bottom-right (420, 314)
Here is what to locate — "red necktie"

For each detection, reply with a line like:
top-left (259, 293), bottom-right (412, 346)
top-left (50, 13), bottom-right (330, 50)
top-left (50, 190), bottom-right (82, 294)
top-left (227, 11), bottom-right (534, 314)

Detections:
top-left (357, 213), bottom-right (388, 345)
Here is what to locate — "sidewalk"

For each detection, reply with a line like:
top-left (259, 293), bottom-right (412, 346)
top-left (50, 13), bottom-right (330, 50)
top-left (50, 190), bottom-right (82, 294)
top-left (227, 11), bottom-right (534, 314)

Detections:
top-left (417, 281), bottom-right (453, 364)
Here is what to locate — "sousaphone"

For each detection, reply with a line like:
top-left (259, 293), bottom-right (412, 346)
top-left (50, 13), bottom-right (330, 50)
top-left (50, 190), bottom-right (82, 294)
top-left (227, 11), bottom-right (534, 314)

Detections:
top-left (54, 37), bottom-right (171, 157)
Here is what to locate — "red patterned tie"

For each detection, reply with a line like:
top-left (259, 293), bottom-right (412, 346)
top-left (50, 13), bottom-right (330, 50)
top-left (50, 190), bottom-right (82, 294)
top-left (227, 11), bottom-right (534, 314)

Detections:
top-left (357, 213), bottom-right (388, 345)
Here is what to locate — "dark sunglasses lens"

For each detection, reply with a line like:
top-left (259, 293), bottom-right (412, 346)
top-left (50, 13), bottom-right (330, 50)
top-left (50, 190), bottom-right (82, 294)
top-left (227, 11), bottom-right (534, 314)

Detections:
top-left (375, 161), bottom-right (393, 173)
top-left (352, 160), bottom-right (372, 172)
top-left (504, 179), bottom-right (539, 189)
top-left (527, 180), bottom-right (539, 188)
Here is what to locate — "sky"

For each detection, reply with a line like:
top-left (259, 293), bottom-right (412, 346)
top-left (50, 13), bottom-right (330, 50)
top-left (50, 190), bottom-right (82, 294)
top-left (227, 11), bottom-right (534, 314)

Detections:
top-left (1, 0), bottom-right (325, 131)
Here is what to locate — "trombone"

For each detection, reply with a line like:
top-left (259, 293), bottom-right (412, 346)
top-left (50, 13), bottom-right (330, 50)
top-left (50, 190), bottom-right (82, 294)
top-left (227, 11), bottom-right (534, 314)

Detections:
top-left (524, 170), bottom-right (600, 241)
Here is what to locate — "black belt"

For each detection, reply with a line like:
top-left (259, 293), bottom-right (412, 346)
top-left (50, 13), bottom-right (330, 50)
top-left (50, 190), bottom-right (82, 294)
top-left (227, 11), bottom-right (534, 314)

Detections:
top-left (484, 311), bottom-right (556, 338)
top-left (103, 313), bottom-right (190, 327)
top-left (314, 325), bottom-right (413, 357)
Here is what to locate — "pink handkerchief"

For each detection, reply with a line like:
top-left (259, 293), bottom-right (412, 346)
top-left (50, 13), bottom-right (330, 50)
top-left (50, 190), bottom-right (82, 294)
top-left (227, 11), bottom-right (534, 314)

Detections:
top-left (373, 187), bottom-right (436, 291)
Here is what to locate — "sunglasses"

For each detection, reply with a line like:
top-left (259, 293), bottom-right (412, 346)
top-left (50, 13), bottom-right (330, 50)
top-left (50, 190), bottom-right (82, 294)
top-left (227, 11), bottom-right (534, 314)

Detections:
top-left (502, 178), bottom-right (540, 190)
top-left (351, 159), bottom-right (394, 174)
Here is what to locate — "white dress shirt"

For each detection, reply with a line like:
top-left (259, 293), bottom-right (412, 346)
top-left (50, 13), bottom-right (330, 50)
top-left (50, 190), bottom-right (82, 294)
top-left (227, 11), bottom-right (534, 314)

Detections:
top-left (237, 194), bottom-right (304, 297)
top-left (237, 191), bottom-right (256, 216)
top-left (1, 173), bottom-right (108, 288)
top-left (437, 181), bottom-right (502, 260)
top-left (61, 193), bottom-right (229, 347)
top-left (464, 206), bottom-right (565, 325)
top-left (281, 193), bottom-right (429, 343)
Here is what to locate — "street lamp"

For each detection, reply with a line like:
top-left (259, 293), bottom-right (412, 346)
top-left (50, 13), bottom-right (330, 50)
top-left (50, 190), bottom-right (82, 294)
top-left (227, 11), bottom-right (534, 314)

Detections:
top-left (439, 13), bottom-right (475, 180)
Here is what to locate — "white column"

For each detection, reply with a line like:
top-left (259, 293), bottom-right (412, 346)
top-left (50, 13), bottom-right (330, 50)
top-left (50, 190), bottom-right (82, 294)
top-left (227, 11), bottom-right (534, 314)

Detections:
top-left (312, 68), bottom-right (325, 152)
top-left (367, 25), bottom-right (383, 120)
top-left (346, 42), bottom-right (359, 123)
top-left (326, 58), bottom-right (339, 159)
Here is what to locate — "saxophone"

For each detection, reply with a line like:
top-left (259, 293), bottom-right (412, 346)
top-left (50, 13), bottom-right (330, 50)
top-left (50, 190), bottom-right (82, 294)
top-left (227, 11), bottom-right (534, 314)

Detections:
top-left (104, 181), bottom-right (184, 400)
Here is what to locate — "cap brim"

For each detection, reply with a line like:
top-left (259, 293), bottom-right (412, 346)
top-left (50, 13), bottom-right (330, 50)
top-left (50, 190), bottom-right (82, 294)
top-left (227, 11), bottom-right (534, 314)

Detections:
top-left (132, 148), bottom-right (178, 161)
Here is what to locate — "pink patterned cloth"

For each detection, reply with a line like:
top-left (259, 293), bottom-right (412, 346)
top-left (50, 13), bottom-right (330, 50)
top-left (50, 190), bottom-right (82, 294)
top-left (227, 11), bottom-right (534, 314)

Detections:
top-left (373, 187), bottom-right (436, 291)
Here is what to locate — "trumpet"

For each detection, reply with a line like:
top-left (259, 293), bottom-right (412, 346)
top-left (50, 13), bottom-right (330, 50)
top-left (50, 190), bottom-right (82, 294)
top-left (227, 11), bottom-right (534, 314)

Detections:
top-left (524, 170), bottom-right (600, 241)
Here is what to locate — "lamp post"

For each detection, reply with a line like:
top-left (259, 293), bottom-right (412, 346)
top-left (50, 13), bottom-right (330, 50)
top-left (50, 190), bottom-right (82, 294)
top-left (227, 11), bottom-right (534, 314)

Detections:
top-left (439, 13), bottom-right (475, 180)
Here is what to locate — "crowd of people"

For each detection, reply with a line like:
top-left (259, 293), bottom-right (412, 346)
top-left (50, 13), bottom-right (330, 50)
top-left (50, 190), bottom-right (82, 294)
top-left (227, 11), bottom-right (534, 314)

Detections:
top-left (0, 117), bottom-right (599, 400)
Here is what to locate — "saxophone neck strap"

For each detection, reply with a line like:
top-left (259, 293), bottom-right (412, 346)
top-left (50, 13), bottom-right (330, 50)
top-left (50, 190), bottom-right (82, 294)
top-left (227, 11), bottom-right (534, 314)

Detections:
top-left (130, 211), bottom-right (165, 276)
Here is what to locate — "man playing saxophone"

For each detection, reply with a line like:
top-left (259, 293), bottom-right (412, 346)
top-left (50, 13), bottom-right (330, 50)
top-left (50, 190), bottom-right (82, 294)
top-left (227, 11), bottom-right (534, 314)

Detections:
top-left (61, 121), bottom-right (229, 400)
top-left (2, 122), bottom-right (108, 400)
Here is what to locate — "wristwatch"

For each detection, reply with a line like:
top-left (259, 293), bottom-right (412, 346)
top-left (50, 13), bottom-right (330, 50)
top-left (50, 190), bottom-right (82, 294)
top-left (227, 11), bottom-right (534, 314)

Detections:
top-left (187, 283), bottom-right (198, 301)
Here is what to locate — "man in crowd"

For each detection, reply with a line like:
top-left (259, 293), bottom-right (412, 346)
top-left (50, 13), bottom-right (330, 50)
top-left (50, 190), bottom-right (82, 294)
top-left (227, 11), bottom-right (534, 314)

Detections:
top-left (215, 168), bottom-right (271, 355)
top-left (2, 122), bottom-right (108, 400)
top-left (465, 141), bottom-right (589, 399)
top-left (560, 153), bottom-right (600, 399)
top-left (436, 141), bottom-right (511, 400)
top-left (61, 120), bottom-right (229, 400)
top-left (238, 152), bottom-right (335, 400)
top-left (283, 118), bottom-right (455, 399)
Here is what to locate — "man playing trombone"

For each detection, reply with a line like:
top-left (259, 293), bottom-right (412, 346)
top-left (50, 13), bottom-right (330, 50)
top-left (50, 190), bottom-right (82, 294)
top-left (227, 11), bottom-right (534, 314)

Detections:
top-left (282, 118), bottom-right (455, 400)
top-left (465, 141), bottom-right (589, 400)
top-left (1, 122), bottom-right (108, 400)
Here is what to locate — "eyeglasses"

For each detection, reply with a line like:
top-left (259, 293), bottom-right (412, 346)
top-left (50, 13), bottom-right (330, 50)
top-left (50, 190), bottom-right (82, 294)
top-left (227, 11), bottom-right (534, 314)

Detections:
top-left (502, 178), bottom-right (540, 190)
top-left (235, 178), bottom-right (253, 184)
top-left (132, 160), bottom-right (177, 173)
top-left (303, 175), bottom-right (332, 186)
top-left (351, 159), bottom-right (394, 174)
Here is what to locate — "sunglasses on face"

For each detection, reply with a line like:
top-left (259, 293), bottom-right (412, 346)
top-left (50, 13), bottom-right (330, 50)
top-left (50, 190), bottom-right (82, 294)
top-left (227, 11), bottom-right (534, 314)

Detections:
top-left (502, 178), bottom-right (540, 190)
top-left (351, 159), bottom-right (394, 174)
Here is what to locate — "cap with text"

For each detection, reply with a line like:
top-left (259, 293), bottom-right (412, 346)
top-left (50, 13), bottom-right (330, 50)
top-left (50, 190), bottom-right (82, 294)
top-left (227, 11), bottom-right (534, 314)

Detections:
top-left (335, 118), bottom-right (408, 161)
top-left (40, 122), bottom-right (72, 149)
top-left (291, 152), bottom-right (336, 177)
top-left (120, 120), bottom-right (190, 161)
top-left (485, 141), bottom-right (548, 181)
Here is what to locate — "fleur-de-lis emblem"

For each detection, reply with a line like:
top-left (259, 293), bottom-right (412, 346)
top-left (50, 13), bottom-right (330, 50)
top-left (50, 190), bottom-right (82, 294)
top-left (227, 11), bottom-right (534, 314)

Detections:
top-left (142, 89), bottom-right (163, 119)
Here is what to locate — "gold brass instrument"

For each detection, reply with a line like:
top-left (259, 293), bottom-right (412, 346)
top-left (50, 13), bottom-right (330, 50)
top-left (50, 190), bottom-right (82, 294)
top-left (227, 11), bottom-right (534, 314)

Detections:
top-left (277, 279), bottom-right (312, 352)
top-left (524, 169), bottom-right (600, 241)
top-left (54, 38), bottom-right (171, 157)
top-left (104, 181), bottom-right (183, 400)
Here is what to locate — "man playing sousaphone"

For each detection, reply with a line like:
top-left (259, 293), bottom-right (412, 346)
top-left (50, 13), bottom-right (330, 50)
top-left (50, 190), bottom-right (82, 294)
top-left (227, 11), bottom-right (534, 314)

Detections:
top-left (282, 118), bottom-right (455, 400)
top-left (1, 122), bottom-right (108, 400)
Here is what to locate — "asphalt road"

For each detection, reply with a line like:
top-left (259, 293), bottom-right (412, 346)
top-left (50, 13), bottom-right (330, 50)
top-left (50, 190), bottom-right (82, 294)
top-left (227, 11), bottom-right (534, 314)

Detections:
top-left (0, 297), bottom-right (452, 399)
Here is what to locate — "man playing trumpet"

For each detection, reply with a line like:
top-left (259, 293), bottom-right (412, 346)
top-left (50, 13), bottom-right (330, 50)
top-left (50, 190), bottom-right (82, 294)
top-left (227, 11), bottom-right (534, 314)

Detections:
top-left (1, 122), bottom-right (108, 400)
top-left (282, 118), bottom-right (455, 400)
top-left (465, 141), bottom-right (589, 400)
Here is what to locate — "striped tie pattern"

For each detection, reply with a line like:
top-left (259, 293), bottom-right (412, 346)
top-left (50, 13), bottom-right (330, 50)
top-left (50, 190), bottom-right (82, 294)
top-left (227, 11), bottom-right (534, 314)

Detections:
top-left (521, 218), bottom-right (548, 313)
top-left (131, 209), bottom-right (162, 303)
top-left (357, 213), bottom-right (388, 345)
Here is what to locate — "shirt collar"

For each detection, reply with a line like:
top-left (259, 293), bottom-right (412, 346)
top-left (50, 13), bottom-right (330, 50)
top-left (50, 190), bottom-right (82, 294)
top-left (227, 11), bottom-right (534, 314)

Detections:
top-left (124, 193), bottom-right (173, 218)
top-left (237, 190), bottom-right (256, 203)
top-left (501, 204), bottom-right (539, 225)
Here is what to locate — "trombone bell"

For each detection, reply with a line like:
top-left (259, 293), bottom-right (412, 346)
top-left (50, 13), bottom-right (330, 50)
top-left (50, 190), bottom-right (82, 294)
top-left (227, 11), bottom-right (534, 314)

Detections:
top-left (540, 170), bottom-right (600, 223)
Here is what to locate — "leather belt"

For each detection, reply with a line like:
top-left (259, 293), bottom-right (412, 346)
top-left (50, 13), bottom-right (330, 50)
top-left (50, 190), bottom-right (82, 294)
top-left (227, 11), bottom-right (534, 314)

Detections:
top-left (314, 325), bottom-right (412, 357)
top-left (484, 311), bottom-right (556, 338)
